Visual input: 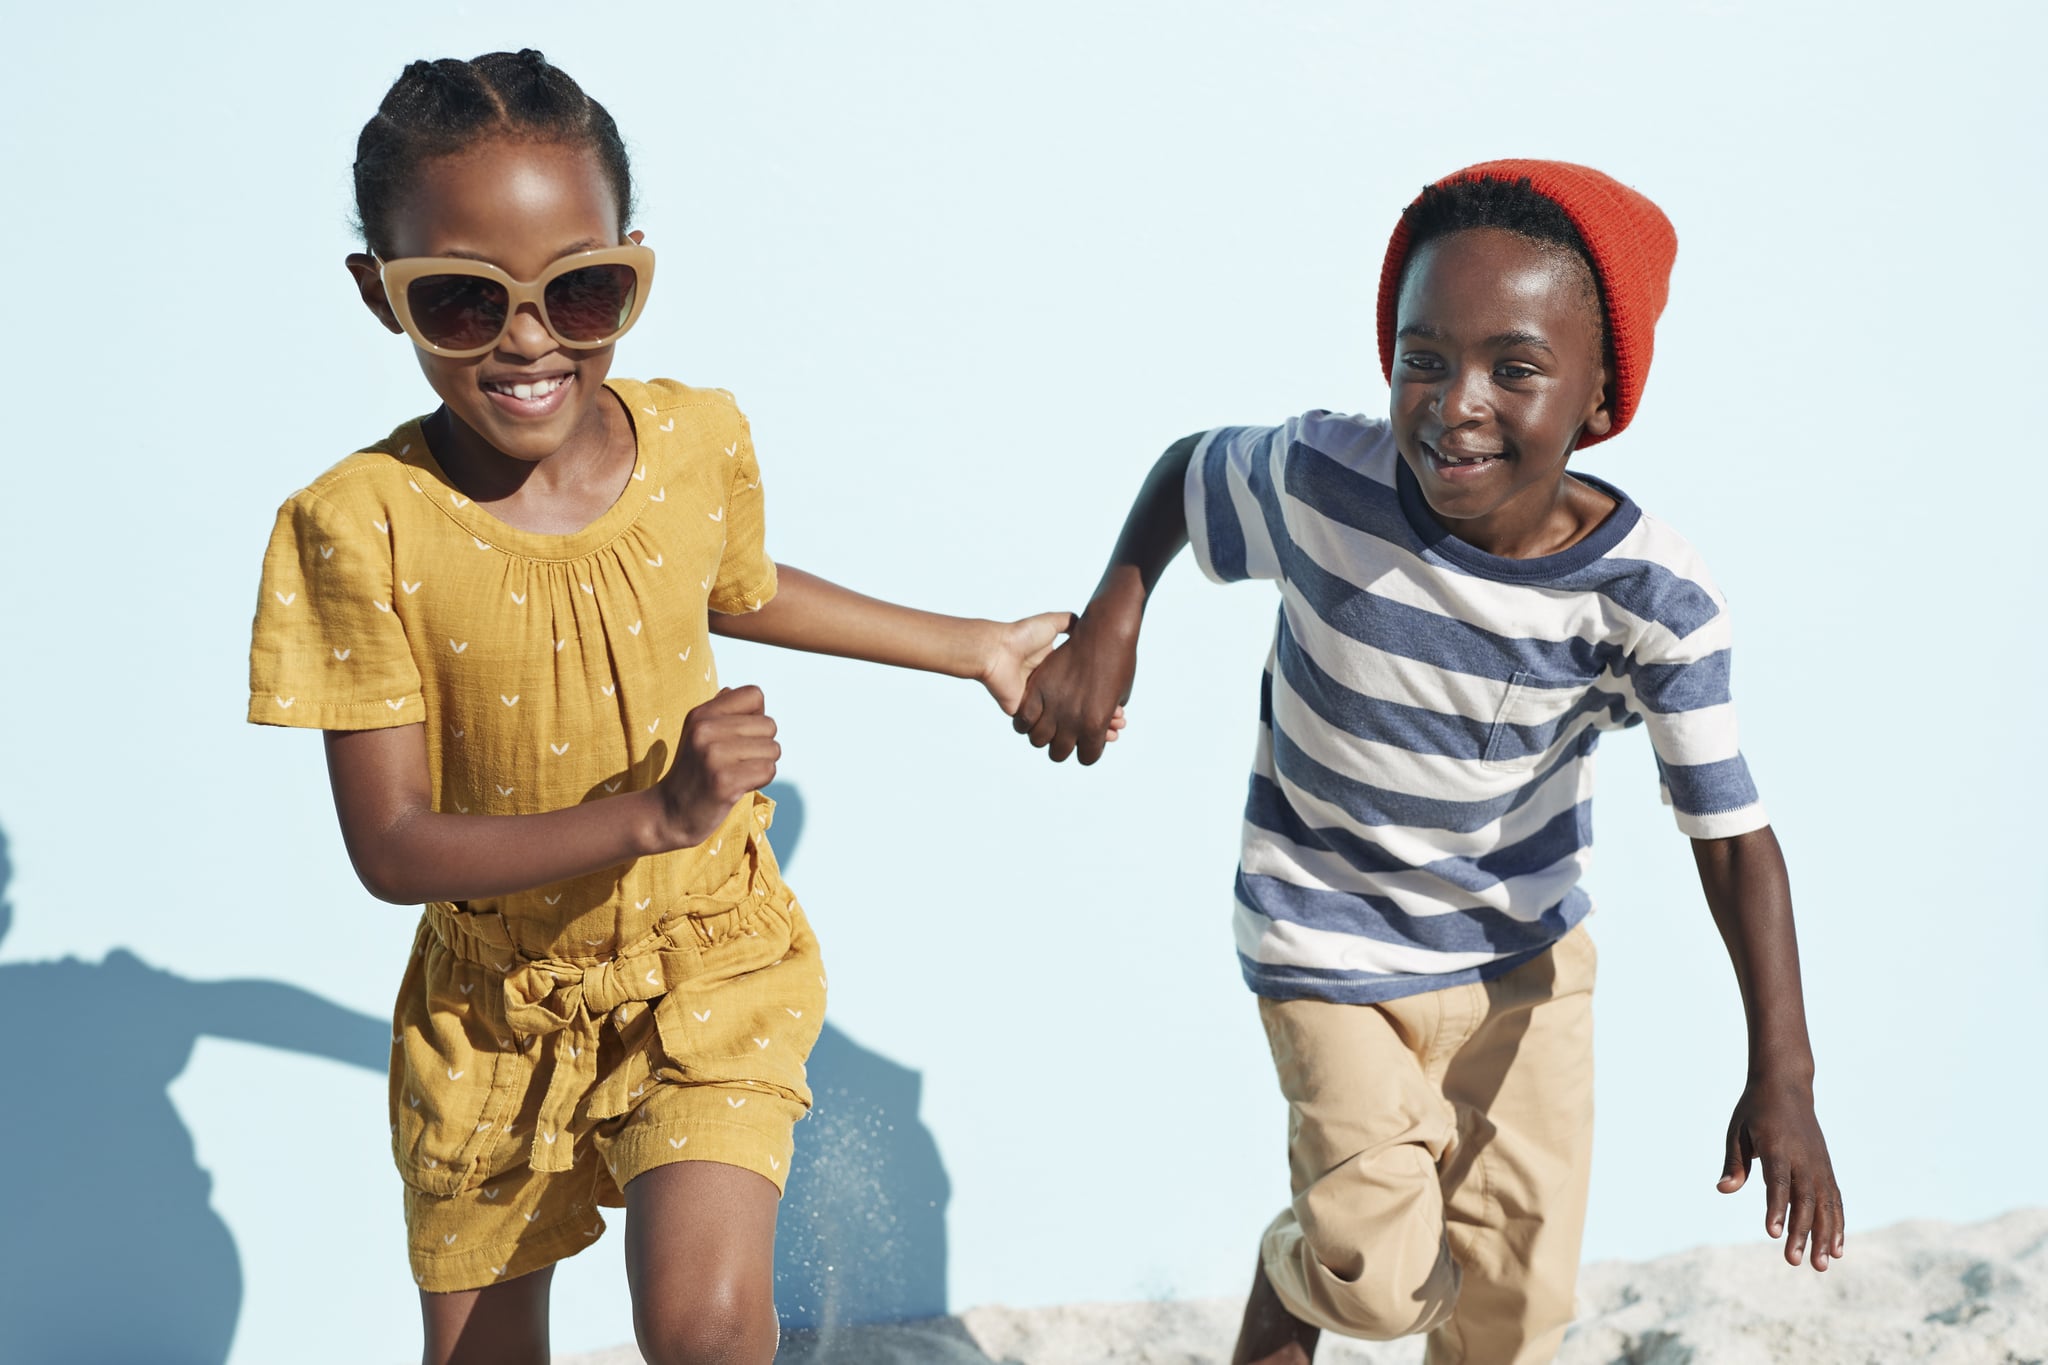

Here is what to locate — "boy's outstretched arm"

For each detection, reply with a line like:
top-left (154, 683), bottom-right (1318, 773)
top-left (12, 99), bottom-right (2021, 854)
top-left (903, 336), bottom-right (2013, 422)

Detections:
top-left (1013, 432), bottom-right (1202, 763)
top-left (1692, 825), bottom-right (1844, 1271)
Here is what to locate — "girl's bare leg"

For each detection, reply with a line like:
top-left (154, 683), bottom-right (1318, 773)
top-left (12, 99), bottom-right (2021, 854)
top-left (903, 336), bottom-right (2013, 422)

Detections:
top-left (420, 1263), bottom-right (553, 1365)
top-left (624, 1161), bottom-right (781, 1365)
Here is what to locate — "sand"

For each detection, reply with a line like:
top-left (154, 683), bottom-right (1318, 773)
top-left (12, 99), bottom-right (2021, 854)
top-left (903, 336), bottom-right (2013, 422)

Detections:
top-left (557, 1207), bottom-right (2048, 1363)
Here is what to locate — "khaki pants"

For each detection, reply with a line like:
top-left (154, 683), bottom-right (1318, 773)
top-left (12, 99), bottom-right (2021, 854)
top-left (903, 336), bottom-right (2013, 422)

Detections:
top-left (1258, 926), bottom-right (1596, 1365)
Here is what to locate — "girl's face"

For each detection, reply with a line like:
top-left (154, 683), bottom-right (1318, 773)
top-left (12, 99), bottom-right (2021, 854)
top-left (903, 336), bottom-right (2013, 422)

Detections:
top-left (345, 138), bottom-right (638, 463)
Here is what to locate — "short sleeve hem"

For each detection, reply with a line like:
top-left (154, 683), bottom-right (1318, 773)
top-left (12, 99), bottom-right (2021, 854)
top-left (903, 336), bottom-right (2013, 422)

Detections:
top-left (1674, 803), bottom-right (1769, 841)
top-left (247, 693), bottom-right (426, 731)
top-left (1183, 433), bottom-right (1232, 585)
top-left (708, 561), bottom-right (778, 617)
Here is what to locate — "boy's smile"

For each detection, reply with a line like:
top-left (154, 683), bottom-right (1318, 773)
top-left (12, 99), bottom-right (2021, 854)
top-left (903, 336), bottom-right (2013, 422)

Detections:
top-left (1391, 228), bottom-right (1616, 559)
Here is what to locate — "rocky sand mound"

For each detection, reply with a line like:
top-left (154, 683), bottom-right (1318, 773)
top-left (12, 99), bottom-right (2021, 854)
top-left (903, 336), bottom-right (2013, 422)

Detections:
top-left (560, 1207), bottom-right (2048, 1364)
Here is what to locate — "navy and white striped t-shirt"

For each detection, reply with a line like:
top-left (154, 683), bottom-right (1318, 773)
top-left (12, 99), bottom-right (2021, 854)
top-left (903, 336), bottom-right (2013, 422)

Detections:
top-left (1185, 411), bottom-right (1767, 1004)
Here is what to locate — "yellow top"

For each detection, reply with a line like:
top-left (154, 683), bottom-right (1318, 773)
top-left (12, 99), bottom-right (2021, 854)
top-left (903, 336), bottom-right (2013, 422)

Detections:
top-left (247, 378), bottom-right (778, 961)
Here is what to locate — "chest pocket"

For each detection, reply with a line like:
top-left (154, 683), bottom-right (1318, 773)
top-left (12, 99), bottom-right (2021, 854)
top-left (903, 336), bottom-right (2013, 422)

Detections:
top-left (1482, 671), bottom-right (1555, 773)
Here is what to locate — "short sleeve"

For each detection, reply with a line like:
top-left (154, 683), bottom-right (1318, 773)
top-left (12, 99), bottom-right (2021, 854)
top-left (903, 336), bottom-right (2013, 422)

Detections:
top-left (247, 490), bottom-right (424, 729)
top-left (707, 407), bottom-right (778, 615)
top-left (1183, 424), bottom-right (1289, 584)
top-left (1624, 595), bottom-right (1768, 840)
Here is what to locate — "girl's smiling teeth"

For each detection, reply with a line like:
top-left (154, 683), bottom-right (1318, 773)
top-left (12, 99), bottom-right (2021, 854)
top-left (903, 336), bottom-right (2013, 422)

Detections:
top-left (479, 372), bottom-right (577, 420)
top-left (484, 374), bottom-right (573, 401)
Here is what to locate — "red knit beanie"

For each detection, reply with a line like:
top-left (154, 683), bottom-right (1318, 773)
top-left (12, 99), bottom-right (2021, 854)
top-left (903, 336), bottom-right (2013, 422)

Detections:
top-left (1376, 159), bottom-right (1677, 446)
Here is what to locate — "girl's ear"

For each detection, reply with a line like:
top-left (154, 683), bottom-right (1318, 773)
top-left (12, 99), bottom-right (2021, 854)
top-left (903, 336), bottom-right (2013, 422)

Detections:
top-left (627, 229), bottom-right (645, 245)
top-left (344, 253), bottom-right (404, 335)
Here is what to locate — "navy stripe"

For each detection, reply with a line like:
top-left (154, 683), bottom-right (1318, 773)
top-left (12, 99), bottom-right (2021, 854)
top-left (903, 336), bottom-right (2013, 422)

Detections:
top-left (1657, 754), bottom-right (1760, 816)
top-left (1244, 775), bottom-right (1593, 892)
top-left (1270, 718), bottom-right (1591, 834)
top-left (1546, 555), bottom-right (1721, 640)
top-left (1630, 652), bottom-right (1733, 716)
top-left (1275, 613), bottom-right (1635, 762)
top-left (1280, 437), bottom-right (1421, 553)
top-left (1238, 870), bottom-right (1582, 956)
top-left (1198, 428), bottom-right (1256, 582)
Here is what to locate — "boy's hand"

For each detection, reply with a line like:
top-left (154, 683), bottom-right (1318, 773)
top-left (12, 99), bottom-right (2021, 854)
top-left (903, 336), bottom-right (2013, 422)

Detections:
top-left (1718, 1075), bottom-right (1844, 1271)
top-left (1011, 605), bottom-right (1140, 764)
top-left (980, 612), bottom-right (1126, 742)
top-left (653, 686), bottom-right (781, 848)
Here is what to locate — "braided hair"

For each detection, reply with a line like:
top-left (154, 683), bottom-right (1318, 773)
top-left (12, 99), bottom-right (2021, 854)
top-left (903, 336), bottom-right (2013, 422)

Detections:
top-left (1397, 176), bottom-right (1606, 357)
top-left (353, 50), bottom-right (633, 257)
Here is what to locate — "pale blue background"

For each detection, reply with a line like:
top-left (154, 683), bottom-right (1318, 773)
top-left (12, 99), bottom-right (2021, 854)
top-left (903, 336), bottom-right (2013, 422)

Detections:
top-left (3, 1), bottom-right (2043, 1361)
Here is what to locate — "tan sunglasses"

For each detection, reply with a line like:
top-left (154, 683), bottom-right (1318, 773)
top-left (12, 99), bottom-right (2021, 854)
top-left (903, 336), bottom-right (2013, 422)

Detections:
top-left (376, 244), bottom-right (656, 358)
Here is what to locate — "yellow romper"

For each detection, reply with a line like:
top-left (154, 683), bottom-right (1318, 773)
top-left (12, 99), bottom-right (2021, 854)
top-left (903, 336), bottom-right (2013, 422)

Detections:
top-left (246, 378), bottom-right (827, 1292)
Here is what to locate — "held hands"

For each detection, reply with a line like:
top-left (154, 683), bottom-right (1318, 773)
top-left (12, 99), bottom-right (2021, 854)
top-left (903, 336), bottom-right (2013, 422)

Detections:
top-left (981, 611), bottom-right (1126, 752)
top-left (1010, 605), bottom-right (1139, 764)
top-left (1718, 1074), bottom-right (1845, 1271)
top-left (652, 686), bottom-right (781, 849)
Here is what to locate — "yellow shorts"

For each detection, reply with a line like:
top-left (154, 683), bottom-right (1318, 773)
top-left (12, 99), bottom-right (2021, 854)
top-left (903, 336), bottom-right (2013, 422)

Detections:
top-left (389, 889), bottom-right (827, 1293)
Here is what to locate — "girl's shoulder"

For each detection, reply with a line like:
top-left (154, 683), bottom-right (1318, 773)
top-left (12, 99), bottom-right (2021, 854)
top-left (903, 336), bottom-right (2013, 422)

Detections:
top-left (612, 378), bottom-right (760, 473)
top-left (273, 418), bottom-right (432, 520)
top-left (622, 376), bottom-right (745, 418)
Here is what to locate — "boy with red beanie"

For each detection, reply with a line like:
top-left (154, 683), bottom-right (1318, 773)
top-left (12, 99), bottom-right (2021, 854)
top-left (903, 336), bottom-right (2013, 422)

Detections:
top-left (1013, 160), bottom-right (1844, 1363)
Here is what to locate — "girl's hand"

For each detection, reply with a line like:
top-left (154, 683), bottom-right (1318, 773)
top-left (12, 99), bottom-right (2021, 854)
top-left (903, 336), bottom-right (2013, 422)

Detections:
top-left (653, 686), bottom-right (782, 849)
top-left (1717, 1074), bottom-right (1845, 1271)
top-left (979, 613), bottom-right (1127, 741)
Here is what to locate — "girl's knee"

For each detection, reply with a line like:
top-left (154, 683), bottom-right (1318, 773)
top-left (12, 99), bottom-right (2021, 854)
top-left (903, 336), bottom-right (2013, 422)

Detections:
top-left (632, 1277), bottom-right (777, 1365)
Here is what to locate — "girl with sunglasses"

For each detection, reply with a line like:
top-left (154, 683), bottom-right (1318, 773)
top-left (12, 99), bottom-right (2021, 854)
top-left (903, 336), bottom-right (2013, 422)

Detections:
top-left (245, 50), bottom-right (1113, 1365)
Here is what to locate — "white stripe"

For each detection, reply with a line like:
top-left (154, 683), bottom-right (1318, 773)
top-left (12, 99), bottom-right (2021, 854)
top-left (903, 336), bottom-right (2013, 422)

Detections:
top-left (1642, 700), bottom-right (1745, 769)
top-left (1234, 902), bottom-right (1501, 976)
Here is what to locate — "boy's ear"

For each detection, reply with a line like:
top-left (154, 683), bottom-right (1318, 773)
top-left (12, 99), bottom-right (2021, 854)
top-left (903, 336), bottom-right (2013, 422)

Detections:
top-left (344, 253), bottom-right (404, 335)
top-left (1581, 366), bottom-right (1616, 443)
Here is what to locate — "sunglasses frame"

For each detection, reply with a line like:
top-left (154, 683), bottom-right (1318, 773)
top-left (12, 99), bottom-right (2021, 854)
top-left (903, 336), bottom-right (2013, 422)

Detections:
top-left (375, 244), bottom-right (657, 358)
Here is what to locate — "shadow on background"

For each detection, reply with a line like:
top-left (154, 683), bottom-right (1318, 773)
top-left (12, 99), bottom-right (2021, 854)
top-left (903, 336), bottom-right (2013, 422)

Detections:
top-left (0, 821), bottom-right (390, 1365)
top-left (0, 783), bottom-right (959, 1361)
top-left (764, 783), bottom-right (959, 1337)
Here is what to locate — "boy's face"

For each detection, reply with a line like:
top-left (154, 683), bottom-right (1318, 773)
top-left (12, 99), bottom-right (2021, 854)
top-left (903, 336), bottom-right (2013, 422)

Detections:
top-left (1390, 228), bottom-right (1613, 553)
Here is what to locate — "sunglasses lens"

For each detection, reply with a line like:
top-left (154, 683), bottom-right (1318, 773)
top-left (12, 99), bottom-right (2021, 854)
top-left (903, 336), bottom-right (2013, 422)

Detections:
top-left (544, 265), bottom-right (638, 343)
top-left (406, 274), bottom-right (508, 352)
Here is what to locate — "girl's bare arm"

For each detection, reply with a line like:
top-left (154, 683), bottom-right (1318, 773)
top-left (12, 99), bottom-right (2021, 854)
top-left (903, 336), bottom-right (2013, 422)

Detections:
top-left (711, 564), bottom-right (1114, 724)
top-left (324, 686), bottom-right (778, 905)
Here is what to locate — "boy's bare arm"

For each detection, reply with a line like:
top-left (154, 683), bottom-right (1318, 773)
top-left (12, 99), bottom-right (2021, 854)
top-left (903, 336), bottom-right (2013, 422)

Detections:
top-left (323, 687), bottom-right (779, 905)
top-left (1013, 433), bottom-right (1202, 763)
top-left (1691, 825), bottom-right (1844, 1271)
